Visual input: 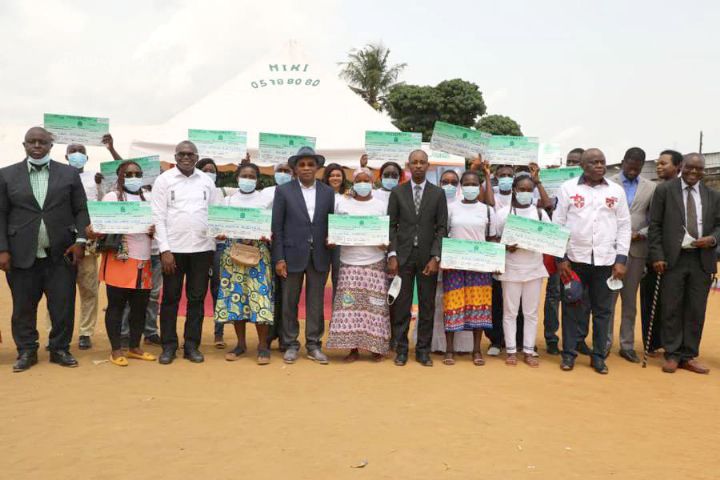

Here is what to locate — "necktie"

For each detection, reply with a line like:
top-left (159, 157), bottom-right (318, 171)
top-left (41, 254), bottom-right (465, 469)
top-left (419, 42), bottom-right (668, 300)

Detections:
top-left (686, 186), bottom-right (699, 239)
top-left (414, 185), bottom-right (422, 215)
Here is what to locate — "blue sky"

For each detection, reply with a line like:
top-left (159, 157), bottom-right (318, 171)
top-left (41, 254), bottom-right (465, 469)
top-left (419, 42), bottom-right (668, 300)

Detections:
top-left (1, 0), bottom-right (718, 163)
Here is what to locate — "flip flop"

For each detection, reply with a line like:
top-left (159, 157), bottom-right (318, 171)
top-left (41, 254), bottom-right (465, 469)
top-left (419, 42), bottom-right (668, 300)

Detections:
top-left (473, 353), bottom-right (485, 366)
top-left (256, 348), bottom-right (271, 365)
top-left (524, 353), bottom-right (539, 368)
top-left (505, 354), bottom-right (518, 366)
top-left (443, 354), bottom-right (455, 366)
top-left (127, 351), bottom-right (156, 361)
top-left (225, 345), bottom-right (246, 361)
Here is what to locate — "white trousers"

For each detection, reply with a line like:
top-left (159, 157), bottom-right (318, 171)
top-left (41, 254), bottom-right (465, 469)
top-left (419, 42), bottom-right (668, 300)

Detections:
top-left (501, 278), bottom-right (543, 354)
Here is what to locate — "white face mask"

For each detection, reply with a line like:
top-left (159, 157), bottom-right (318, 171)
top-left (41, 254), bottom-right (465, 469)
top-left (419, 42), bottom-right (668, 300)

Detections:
top-left (124, 177), bottom-right (143, 193)
top-left (515, 191), bottom-right (534, 206)
top-left (237, 177), bottom-right (257, 193)
top-left (67, 152), bottom-right (88, 169)
top-left (28, 154), bottom-right (50, 166)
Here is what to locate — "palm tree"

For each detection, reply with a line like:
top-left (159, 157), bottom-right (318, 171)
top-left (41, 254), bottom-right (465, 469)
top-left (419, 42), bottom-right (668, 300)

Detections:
top-left (339, 43), bottom-right (407, 110)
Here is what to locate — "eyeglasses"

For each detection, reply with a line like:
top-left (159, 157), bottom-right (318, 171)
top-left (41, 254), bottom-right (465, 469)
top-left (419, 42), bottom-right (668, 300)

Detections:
top-left (125, 172), bottom-right (143, 178)
top-left (175, 152), bottom-right (197, 159)
top-left (24, 139), bottom-right (51, 146)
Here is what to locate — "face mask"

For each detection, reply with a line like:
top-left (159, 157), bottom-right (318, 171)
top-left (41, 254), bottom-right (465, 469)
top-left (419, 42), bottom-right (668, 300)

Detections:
top-left (238, 178), bottom-right (257, 193)
top-left (274, 172), bottom-right (292, 185)
top-left (67, 152), bottom-right (87, 169)
top-left (353, 181), bottom-right (372, 197)
top-left (516, 191), bottom-right (534, 206)
top-left (462, 186), bottom-right (480, 201)
top-left (442, 184), bottom-right (457, 199)
top-left (124, 177), bottom-right (143, 193)
top-left (205, 172), bottom-right (217, 184)
top-left (498, 176), bottom-right (513, 192)
top-left (381, 177), bottom-right (398, 190)
top-left (28, 154), bottom-right (50, 166)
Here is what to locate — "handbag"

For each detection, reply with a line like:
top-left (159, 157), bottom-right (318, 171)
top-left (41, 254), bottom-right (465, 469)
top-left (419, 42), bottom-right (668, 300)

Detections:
top-left (95, 234), bottom-right (123, 252)
top-left (229, 242), bottom-right (261, 266)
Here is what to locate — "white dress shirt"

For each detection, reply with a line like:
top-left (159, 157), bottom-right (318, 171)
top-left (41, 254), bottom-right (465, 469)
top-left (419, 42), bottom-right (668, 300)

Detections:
top-left (681, 178), bottom-right (703, 236)
top-left (553, 176), bottom-right (631, 266)
top-left (299, 180), bottom-right (317, 221)
top-left (151, 167), bottom-right (220, 253)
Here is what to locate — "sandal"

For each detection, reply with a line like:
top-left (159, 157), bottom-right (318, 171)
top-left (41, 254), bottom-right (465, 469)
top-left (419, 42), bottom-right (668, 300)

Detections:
top-left (524, 353), bottom-right (539, 368)
top-left (225, 345), bottom-right (246, 361)
top-left (127, 350), bottom-right (156, 361)
top-left (443, 353), bottom-right (455, 366)
top-left (473, 352), bottom-right (485, 366)
top-left (214, 335), bottom-right (226, 349)
top-left (344, 349), bottom-right (360, 363)
top-left (256, 348), bottom-right (271, 365)
top-left (371, 353), bottom-right (384, 362)
top-left (110, 355), bottom-right (128, 367)
top-left (505, 353), bottom-right (518, 366)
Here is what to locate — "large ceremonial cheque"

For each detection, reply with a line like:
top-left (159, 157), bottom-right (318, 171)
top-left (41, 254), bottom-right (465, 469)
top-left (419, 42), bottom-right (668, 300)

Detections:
top-left (441, 238), bottom-right (506, 273)
top-left (87, 201), bottom-right (152, 234)
top-left (207, 206), bottom-right (272, 240)
top-left (328, 214), bottom-right (389, 246)
top-left (188, 129), bottom-right (247, 164)
top-left (430, 121), bottom-right (491, 158)
top-left (258, 132), bottom-right (316, 164)
top-left (539, 167), bottom-right (583, 197)
top-left (44, 113), bottom-right (109, 146)
top-left (486, 135), bottom-right (539, 165)
top-left (500, 214), bottom-right (570, 257)
top-left (100, 156), bottom-right (161, 191)
top-left (365, 130), bottom-right (422, 163)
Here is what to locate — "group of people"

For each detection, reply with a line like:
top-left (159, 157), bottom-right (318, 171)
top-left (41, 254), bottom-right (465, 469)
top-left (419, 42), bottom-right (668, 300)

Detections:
top-left (1, 126), bottom-right (717, 376)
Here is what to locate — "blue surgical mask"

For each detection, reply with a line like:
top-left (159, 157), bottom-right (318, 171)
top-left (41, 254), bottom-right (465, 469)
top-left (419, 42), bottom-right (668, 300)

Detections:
top-left (462, 186), bottom-right (480, 201)
top-left (274, 172), bottom-right (292, 185)
top-left (28, 154), bottom-right (50, 166)
top-left (353, 181), bottom-right (372, 197)
top-left (238, 178), bottom-right (257, 193)
top-left (205, 172), bottom-right (217, 184)
top-left (381, 177), bottom-right (398, 190)
top-left (67, 152), bottom-right (87, 169)
top-left (442, 184), bottom-right (457, 199)
top-left (124, 177), bottom-right (143, 193)
top-left (515, 191), bottom-right (534, 206)
top-left (498, 176), bottom-right (513, 192)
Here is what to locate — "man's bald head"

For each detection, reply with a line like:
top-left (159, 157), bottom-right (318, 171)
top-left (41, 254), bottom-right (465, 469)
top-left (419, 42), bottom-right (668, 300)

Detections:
top-left (174, 140), bottom-right (199, 176)
top-left (23, 127), bottom-right (53, 159)
top-left (681, 152), bottom-right (705, 186)
top-left (580, 148), bottom-right (606, 183)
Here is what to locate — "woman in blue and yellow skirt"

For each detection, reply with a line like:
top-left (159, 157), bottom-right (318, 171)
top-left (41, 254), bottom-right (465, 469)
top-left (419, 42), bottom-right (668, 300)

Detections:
top-left (214, 163), bottom-right (274, 365)
top-left (91, 160), bottom-right (157, 367)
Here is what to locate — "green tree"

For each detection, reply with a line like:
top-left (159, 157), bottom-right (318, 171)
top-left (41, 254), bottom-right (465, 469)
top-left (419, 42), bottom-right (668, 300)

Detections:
top-left (475, 114), bottom-right (523, 136)
top-left (384, 79), bottom-right (486, 141)
top-left (339, 43), bottom-right (407, 110)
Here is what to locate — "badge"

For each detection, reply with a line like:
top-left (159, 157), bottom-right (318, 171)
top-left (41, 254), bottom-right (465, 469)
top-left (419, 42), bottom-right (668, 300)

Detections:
top-left (606, 196), bottom-right (617, 208)
top-left (570, 193), bottom-right (585, 209)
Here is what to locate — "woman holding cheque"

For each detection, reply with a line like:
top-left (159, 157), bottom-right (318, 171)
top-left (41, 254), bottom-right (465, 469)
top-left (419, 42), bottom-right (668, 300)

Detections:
top-left (495, 174), bottom-right (552, 367)
top-left (442, 170), bottom-right (498, 366)
top-left (326, 168), bottom-right (391, 361)
top-left (213, 163), bottom-right (274, 365)
top-left (87, 160), bottom-right (156, 367)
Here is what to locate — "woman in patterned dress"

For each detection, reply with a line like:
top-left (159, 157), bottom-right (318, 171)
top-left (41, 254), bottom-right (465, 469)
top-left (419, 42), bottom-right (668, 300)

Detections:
top-left (213, 163), bottom-right (274, 365)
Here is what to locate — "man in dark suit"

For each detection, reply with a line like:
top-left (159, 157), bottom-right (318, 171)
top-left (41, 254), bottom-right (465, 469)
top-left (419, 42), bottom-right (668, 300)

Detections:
top-left (387, 149), bottom-right (448, 367)
top-left (0, 127), bottom-right (89, 372)
top-left (648, 153), bottom-right (720, 374)
top-left (272, 146), bottom-right (335, 365)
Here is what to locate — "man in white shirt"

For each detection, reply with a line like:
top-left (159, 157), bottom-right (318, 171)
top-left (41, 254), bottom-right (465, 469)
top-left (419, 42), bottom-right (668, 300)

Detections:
top-left (553, 148), bottom-right (631, 374)
top-left (152, 140), bottom-right (219, 364)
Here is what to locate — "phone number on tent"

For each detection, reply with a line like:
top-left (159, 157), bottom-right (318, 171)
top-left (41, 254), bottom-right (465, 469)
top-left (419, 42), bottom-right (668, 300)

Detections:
top-left (250, 78), bottom-right (321, 88)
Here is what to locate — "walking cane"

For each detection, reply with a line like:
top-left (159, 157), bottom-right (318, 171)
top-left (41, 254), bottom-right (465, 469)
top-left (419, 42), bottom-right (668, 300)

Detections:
top-left (642, 272), bottom-right (662, 368)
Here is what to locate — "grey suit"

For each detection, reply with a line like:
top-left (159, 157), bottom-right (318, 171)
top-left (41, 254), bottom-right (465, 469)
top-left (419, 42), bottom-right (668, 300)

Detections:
top-left (607, 174), bottom-right (655, 352)
top-left (0, 159), bottom-right (89, 353)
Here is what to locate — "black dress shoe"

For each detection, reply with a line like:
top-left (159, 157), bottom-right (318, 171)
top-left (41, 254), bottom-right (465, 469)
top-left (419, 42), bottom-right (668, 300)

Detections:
top-left (183, 347), bottom-right (205, 363)
top-left (143, 334), bottom-right (161, 346)
top-left (619, 349), bottom-right (640, 363)
top-left (78, 335), bottom-right (92, 350)
top-left (591, 358), bottom-right (609, 374)
top-left (13, 351), bottom-right (38, 372)
top-left (394, 352), bottom-right (408, 366)
top-left (416, 353), bottom-right (433, 367)
top-left (159, 349), bottom-right (176, 365)
top-left (49, 350), bottom-right (78, 368)
top-left (576, 342), bottom-right (592, 356)
top-left (546, 342), bottom-right (560, 355)
top-left (560, 357), bottom-right (574, 371)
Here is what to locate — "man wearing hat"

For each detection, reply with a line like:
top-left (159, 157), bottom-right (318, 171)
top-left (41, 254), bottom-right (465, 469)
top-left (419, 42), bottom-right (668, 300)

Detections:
top-left (272, 146), bottom-right (335, 364)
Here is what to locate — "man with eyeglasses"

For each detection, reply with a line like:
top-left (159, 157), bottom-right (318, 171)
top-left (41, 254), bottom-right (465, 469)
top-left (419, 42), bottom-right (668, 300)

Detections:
top-left (151, 141), bottom-right (220, 364)
top-left (648, 153), bottom-right (720, 374)
top-left (0, 127), bottom-right (90, 372)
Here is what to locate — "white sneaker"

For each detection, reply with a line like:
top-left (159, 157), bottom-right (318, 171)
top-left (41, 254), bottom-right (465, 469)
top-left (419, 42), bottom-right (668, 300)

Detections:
top-left (487, 346), bottom-right (501, 357)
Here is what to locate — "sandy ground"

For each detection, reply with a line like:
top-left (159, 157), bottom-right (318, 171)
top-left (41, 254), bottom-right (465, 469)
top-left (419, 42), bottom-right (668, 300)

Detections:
top-left (1, 281), bottom-right (719, 480)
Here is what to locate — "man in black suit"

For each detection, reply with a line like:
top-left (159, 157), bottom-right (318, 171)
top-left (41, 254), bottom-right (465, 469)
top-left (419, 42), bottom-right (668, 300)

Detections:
top-left (272, 146), bottom-right (335, 365)
top-left (387, 149), bottom-right (448, 367)
top-left (0, 127), bottom-right (89, 372)
top-left (648, 153), bottom-right (720, 374)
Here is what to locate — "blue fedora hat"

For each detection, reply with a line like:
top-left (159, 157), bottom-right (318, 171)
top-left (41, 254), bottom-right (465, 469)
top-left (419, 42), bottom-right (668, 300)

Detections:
top-left (288, 146), bottom-right (325, 168)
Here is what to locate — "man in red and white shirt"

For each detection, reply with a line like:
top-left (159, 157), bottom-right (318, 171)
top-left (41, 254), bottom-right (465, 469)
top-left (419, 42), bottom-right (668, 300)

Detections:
top-left (553, 148), bottom-right (631, 374)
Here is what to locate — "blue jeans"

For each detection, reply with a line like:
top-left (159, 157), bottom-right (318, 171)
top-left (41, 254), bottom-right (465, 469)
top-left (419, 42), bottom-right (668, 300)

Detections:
top-left (543, 272), bottom-right (560, 344)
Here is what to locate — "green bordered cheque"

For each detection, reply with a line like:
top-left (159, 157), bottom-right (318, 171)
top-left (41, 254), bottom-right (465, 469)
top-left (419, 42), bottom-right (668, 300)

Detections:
top-left (100, 156), bottom-right (161, 192)
top-left (87, 201), bottom-right (152, 234)
top-left (188, 129), bottom-right (247, 163)
top-left (499, 214), bottom-right (570, 257)
top-left (441, 237), bottom-right (505, 273)
top-left (430, 121), bottom-right (491, 158)
top-left (207, 206), bottom-right (272, 240)
top-left (365, 131), bottom-right (422, 163)
top-left (486, 135), bottom-right (539, 165)
top-left (328, 214), bottom-right (389, 246)
top-left (44, 113), bottom-right (109, 146)
top-left (258, 132), bottom-right (316, 165)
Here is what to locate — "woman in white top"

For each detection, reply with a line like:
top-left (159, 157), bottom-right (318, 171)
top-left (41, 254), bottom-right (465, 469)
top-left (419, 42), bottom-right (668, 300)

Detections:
top-left (213, 163), bottom-right (275, 365)
top-left (89, 160), bottom-right (157, 366)
top-left (326, 168), bottom-right (391, 361)
top-left (495, 174), bottom-right (551, 367)
top-left (443, 170), bottom-right (498, 366)
top-left (373, 161), bottom-right (402, 208)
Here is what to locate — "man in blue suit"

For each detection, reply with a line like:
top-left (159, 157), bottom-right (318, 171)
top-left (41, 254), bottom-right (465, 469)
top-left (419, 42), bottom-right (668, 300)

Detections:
top-left (272, 146), bottom-right (335, 364)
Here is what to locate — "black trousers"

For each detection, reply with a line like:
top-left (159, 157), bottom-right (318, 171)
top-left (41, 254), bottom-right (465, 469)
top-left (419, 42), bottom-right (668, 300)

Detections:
top-left (391, 248), bottom-right (437, 356)
top-left (640, 267), bottom-right (663, 352)
top-left (160, 251), bottom-right (213, 350)
top-left (660, 250), bottom-right (712, 362)
top-left (487, 279), bottom-right (524, 347)
top-left (281, 252), bottom-right (329, 351)
top-left (268, 272), bottom-right (285, 347)
top-left (7, 256), bottom-right (77, 353)
top-left (106, 285), bottom-right (150, 350)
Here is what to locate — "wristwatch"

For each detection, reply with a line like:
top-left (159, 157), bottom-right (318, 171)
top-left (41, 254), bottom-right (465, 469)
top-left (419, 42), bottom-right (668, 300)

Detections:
top-left (433, 256), bottom-right (441, 263)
